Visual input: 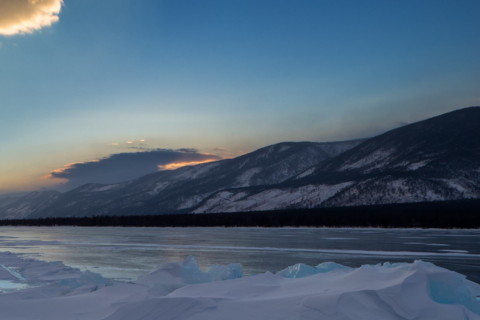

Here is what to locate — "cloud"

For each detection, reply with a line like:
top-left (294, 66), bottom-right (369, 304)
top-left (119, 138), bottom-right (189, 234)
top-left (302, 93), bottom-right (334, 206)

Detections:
top-left (158, 159), bottom-right (217, 171)
top-left (47, 149), bottom-right (222, 190)
top-left (0, 0), bottom-right (63, 36)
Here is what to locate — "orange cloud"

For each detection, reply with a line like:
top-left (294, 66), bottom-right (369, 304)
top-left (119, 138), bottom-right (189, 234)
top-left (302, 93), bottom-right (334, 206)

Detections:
top-left (158, 159), bottom-right (218, 171)
top-left (0, 0), bottom-right (63, 36)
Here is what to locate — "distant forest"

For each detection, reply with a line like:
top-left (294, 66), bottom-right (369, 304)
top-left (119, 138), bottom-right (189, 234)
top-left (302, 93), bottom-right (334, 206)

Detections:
top-left (1, 199), bottom-right (479, 228)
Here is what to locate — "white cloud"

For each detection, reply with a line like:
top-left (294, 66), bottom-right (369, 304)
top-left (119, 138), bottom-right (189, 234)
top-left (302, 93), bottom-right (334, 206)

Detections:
top-left (0, 0), bottom-right (63, 36)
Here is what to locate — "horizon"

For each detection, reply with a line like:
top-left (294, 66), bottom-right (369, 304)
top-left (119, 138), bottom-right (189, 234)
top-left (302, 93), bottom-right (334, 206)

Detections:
top-left (2, 104), bottom-right (479, 196)
top-left (1, 0), bottom-right (480, 194)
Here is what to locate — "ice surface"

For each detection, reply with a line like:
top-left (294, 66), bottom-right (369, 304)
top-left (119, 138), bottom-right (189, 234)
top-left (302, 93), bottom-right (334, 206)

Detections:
top-left (1, 251), bottom-right (479, 320)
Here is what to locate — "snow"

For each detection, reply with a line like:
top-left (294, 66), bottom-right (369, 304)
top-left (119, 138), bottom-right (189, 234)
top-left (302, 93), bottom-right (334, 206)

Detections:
top-left (147, 181), bottom-right (171, 195)
top-left (295, 166), bottom-right (315, 179)
top-left (394, 160), bottom-right (430, 171)
top-left (441, 178), bottom-right (479, 198)
top-left (407, 160), bottom-right (429, 170)
top-left (177, 194), bottom-right (210, 210)
top-left (340, 148), bottom-right (394, 172)
top-left (193, 182), bottom-right (353, 213)
top-left (234, 167), bottom-right (261, 187)
top-left (276, 261), bottom-right (351, 278)
top-left (278, 145), bottom-right (291, 152)
top-left (0, 253), bottom-right (480, 320)
top-left (90, 184), bottom-right (121, 192)
top-left (174, 162), bottom-right (220, 180)
top-left (135, 256), bottom-right (243, 295)
top-left (324, 177), bottom-right (468, 207)
top-left (146, 163), bottom-right (220, 197)
top-left (5, 204), bottom-right (32, 218)
top-left (1, 252), bottom-right (479, 320)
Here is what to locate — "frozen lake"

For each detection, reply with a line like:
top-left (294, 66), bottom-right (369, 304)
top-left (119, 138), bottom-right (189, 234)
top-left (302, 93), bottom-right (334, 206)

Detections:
top-left (1, 226), bottom-right (479, 283)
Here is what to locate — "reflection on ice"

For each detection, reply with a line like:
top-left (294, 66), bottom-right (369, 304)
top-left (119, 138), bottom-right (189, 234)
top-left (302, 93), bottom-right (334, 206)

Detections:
top-left (440, 249), bottom-right (470, 253)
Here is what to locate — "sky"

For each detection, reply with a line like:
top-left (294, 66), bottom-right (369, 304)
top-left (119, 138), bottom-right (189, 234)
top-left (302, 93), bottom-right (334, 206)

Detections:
top-left (0, 0), bottom-right (479, 194)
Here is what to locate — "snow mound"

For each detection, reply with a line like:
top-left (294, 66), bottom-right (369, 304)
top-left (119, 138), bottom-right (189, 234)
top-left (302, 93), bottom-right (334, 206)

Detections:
top-left (1, 252), bottom-right (479, 320)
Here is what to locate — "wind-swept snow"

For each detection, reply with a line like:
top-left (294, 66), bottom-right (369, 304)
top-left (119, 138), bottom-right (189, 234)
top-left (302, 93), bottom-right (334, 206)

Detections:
top-left (1, 252), bottom-right (479, 320)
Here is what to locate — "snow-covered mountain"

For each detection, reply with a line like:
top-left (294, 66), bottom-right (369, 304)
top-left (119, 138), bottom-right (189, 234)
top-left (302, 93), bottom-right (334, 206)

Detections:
top-left (0, 191), bottom-right (60, 219)
top-left (193, 107), bottom-right (480, 212)
top-left (1, 107), bottom-right (479, 219)
top-left (8, 140), bottom-right (361, 218)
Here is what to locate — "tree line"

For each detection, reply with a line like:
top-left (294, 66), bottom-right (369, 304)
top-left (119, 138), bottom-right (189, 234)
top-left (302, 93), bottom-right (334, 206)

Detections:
top-left (0, 199), bottom-right (479, 228)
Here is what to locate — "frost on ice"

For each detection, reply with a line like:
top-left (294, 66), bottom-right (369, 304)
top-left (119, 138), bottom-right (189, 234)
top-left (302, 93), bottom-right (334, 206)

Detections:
top-left (0, 252), bottom-right (479, 320)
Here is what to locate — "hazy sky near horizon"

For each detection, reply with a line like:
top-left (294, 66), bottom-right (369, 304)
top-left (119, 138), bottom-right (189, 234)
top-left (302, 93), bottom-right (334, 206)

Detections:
top-left (1, 0), bottom-right (479, 193)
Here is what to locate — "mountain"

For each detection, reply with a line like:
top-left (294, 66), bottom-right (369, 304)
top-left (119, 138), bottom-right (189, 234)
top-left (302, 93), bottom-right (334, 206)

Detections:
top-left (0, 191), bottom-right (61, 219)
top-left (1, 107), bottom-right (479, 219)
top-left (18, 140), bottom-right (362, 218)
top-left (193, 107), bottom-right (480, 212)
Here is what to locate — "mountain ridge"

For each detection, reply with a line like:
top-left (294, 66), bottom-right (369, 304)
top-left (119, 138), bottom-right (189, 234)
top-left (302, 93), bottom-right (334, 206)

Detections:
top-left (192, 106), bottom-right (480, 212)
top-left (2, 140), bottom-right (362, 219)
top-left (1, 107), bottom-right (479, 219)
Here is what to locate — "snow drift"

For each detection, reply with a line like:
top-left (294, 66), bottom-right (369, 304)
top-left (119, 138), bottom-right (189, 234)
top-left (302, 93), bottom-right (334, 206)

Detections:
top-left (0, 252), bottom-right (479, 320)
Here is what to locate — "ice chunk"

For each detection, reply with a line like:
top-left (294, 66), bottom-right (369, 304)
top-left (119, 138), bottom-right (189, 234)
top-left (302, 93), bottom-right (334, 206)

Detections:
top-left (0, 251), bottom-right (112, 297)
top-left (0, 280), bottom-right (28, 292)
top-left (1, 252), bottom-right (480, 320)
top-left (277, 261), bottom-right (351, 278)
top-left (424, 262), bottom-right (480, 314)
top-left (1, 264), bottom-right (27, 281)
top-left (136, 256), bottom-right (243, 295)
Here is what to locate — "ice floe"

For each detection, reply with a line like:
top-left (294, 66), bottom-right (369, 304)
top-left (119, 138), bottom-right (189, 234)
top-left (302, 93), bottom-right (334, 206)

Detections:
top-left (0, 251), bottom-right (479, 320)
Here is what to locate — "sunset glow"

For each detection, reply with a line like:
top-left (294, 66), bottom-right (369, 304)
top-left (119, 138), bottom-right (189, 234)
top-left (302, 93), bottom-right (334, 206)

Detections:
top-left (0, 0), bottom-right (63, 35)
top-left (158, 159), bottom-right (218, 171)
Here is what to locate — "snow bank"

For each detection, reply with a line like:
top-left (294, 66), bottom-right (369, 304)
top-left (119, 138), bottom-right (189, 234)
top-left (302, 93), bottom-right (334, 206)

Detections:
top-left (1, 252), bottom-right (479, 320)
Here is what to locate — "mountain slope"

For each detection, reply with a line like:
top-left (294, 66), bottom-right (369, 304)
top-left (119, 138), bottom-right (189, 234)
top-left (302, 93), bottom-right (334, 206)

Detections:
top-left (315, 106), bottom-right (480, 176)
top-left (23, 140), bottom-right (361, 218)
top-left (0, 191), bottom-right (61, 219)
top-left (2, 107), bottom-right (479, 218)
top-left (193, 107), bottom-right (480, 212)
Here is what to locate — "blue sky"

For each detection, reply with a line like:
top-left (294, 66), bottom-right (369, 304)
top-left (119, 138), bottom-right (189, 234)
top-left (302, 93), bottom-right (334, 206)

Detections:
top-left (1, 0), bottom-right (479, 193)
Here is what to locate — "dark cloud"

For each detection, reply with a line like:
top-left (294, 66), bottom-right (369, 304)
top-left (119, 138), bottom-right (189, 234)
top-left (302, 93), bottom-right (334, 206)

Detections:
top-left (49, 149), bottom-right (221, 190)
